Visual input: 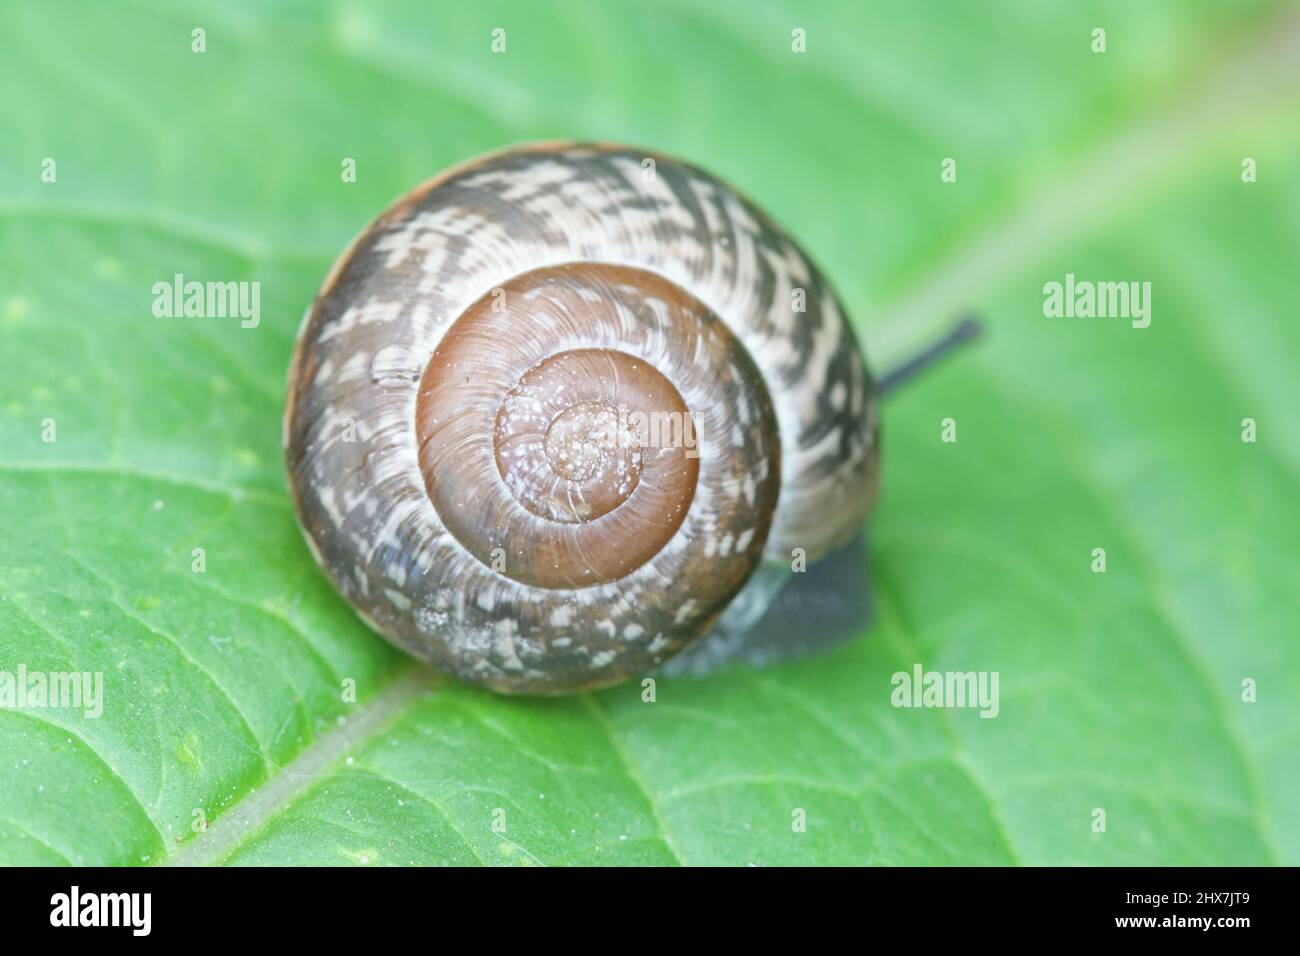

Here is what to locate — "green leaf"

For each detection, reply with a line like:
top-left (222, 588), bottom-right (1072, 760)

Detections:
top-left (1, 0), bottom-right (1297, 866)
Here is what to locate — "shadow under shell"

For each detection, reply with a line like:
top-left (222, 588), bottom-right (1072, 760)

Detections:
top-left (660, 530), bottom-right (873, 677)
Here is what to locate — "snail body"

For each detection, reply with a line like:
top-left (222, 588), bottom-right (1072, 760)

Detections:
top-left (285, 143), bottom-right (879, 694)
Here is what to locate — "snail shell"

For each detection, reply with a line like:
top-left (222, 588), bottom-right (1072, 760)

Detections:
top-left (285, 143), bottom-right (880, 694)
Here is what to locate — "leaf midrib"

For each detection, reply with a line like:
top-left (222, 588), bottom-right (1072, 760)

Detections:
top-left (870, 8), bottom-right (1300, 365)
top-left (164, 665), bottom-right (437, 866)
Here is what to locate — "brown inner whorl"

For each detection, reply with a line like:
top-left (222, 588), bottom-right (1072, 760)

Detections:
top-left (415, 264), bottom-right (713, 590)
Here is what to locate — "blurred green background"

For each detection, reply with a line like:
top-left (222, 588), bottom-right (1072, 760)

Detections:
top-left (0, 0), bottom-right (1297, 865)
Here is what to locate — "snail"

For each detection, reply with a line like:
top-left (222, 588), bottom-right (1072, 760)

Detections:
top-left (285, 142), bottom-right (897, 695)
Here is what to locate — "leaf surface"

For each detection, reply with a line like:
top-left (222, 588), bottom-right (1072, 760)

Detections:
top-left (1, 0), bottom-right (1296, 865)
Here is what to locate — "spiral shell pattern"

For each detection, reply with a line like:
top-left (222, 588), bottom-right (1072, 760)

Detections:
top-left (285, 143), bottom-right (879, 693)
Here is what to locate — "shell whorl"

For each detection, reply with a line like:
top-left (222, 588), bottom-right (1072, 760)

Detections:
top-left (285, 143), bottom-right (879, 693)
